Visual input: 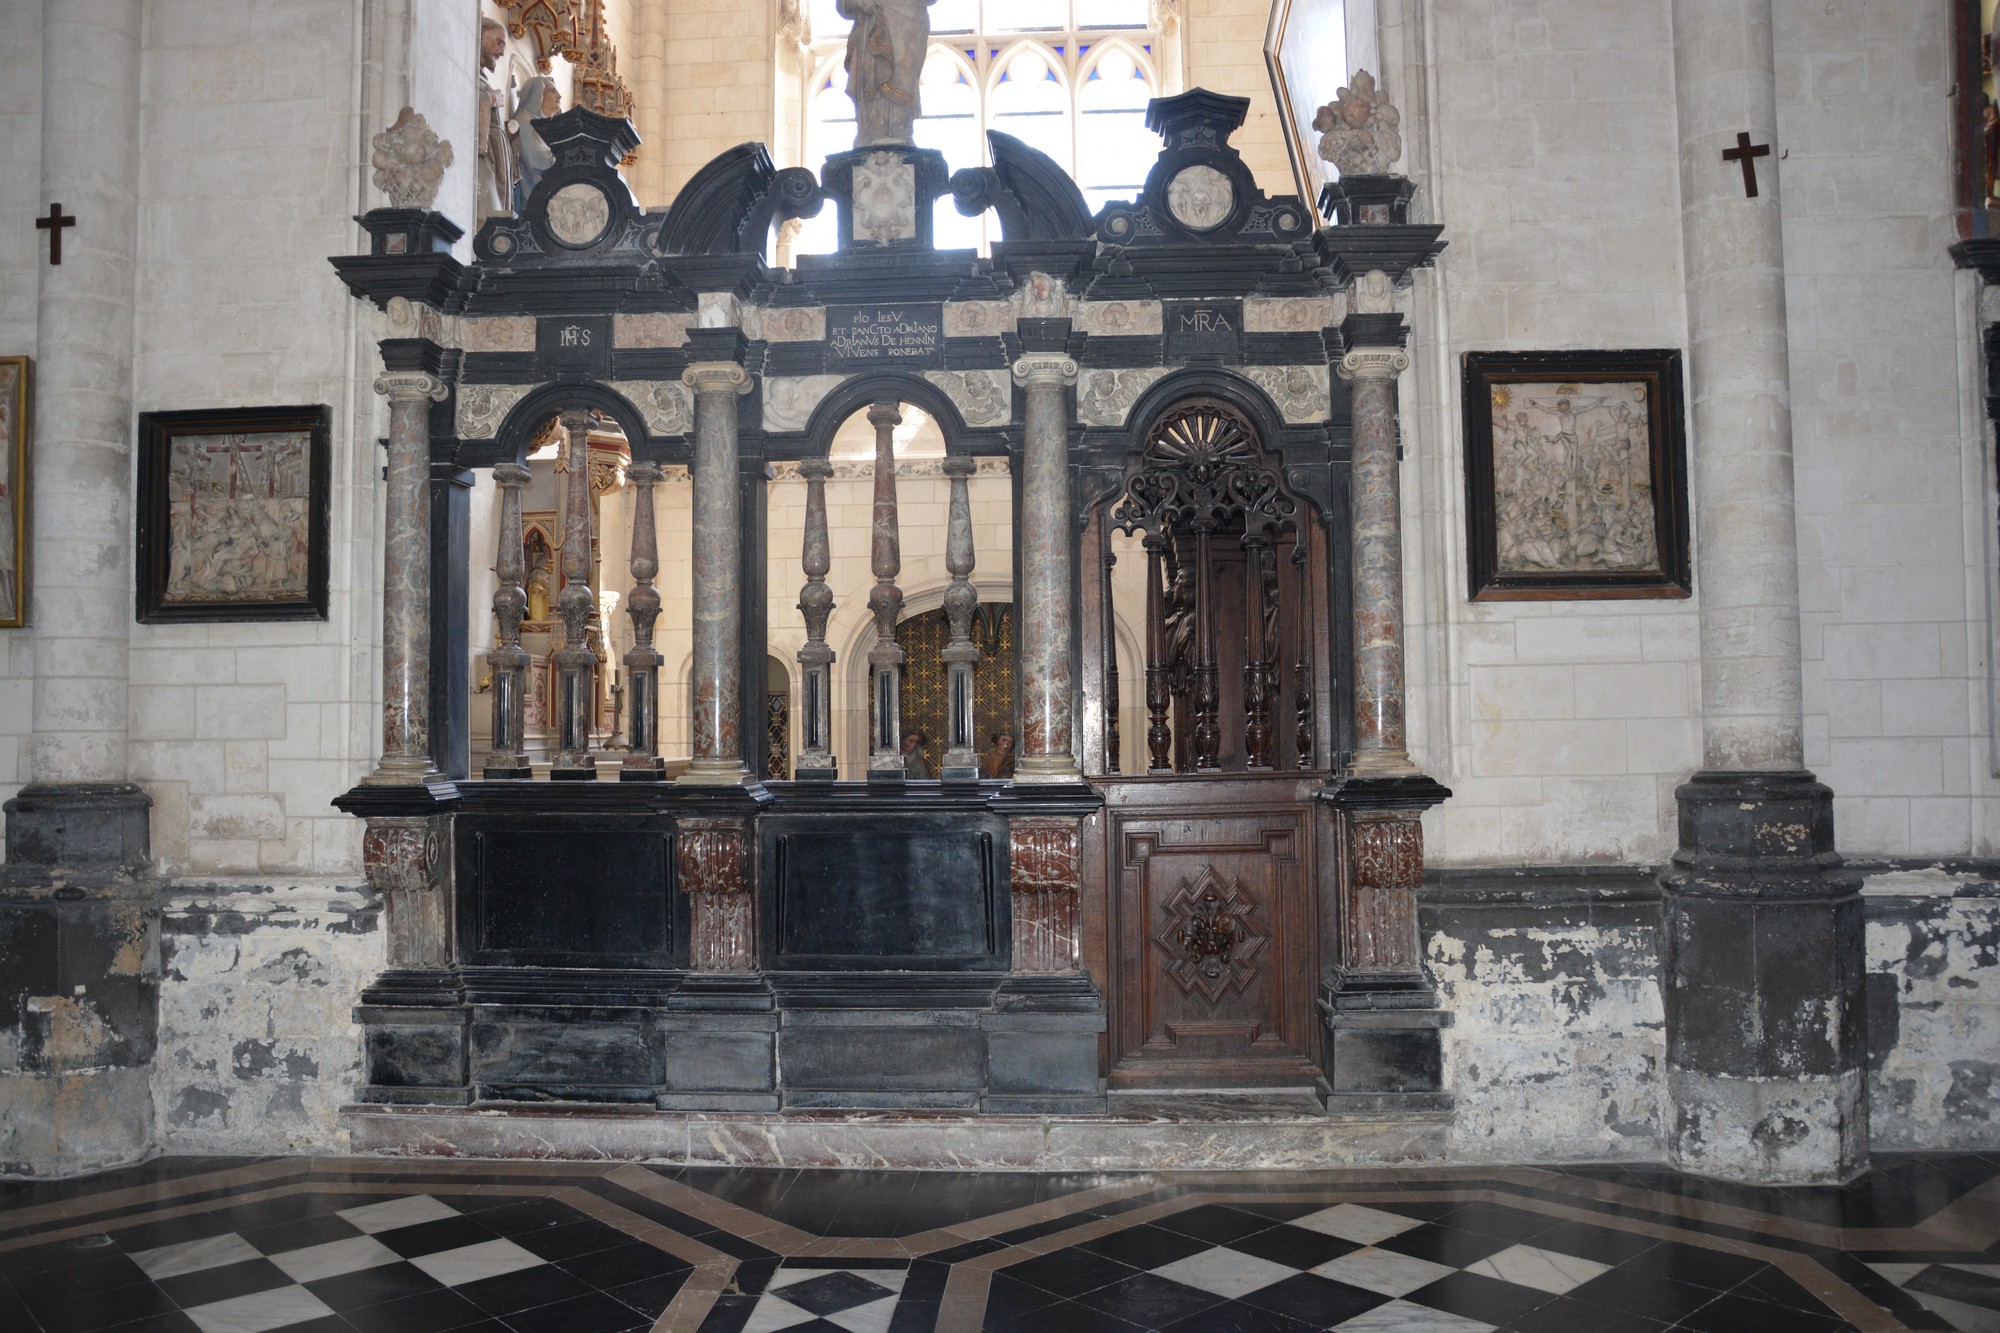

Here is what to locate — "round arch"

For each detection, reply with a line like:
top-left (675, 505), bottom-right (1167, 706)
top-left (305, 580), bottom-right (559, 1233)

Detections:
top-left (801, 370), bottom-right (986, 455)
top-left (492, 381), bottom-right (659, 467)
top-left (1126, 368), bottom-right (1294, 461)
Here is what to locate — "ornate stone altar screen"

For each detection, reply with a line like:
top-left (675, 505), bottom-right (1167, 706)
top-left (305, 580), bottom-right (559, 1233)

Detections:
top-left (330, 91), bottom-right (1450, 1113)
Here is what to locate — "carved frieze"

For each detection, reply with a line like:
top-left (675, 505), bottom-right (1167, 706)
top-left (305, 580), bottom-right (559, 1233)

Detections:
top-left (1246, 366), bottom-right (1332, 424)
top-left (924, 370), bottom-right (1011, 426)
top-left (679, 817), bottom-right (753, 972)
top-left (1244, 296), bottom-right (1339, 334)
top-left (1153, 866), bottom-right (1266, 1003)
top-left (763, 375), bottom-right (845, 433)
top-left (1076, 301), bottom-right (1165, 337)
top-left (751, 306), bottom-right (827, 343)
top-left (456, 384), bottom-right (534, 439)
top-left (1011, 817), bottom-right (1082, 973)
top-left (943, 301), bottom-right (1011, 338)
top-left (613, 312), bottom-right (693, 349)
top-left (1078, 368), bottom-right (1169, 428)
top-left (609, 380), bottom-right (693, 436)
top-left (460, 316), bottom-right (537, 353)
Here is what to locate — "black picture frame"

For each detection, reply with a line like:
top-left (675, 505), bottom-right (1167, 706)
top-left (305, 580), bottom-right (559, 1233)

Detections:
top-left (136, 405), bottom-right (332, 624)
top-left (1462, 350), bottom-right (1691, 601)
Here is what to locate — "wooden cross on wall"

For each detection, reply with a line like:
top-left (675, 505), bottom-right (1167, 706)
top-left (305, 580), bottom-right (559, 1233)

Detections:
top-left (36, 203), bottom-right (76, 265)
top-left (1723, 132), bottom-right (1772, 198)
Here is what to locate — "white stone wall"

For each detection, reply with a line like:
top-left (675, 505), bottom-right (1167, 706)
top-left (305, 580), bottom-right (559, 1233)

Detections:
top-left (0, 5), bottom-right (43, 823)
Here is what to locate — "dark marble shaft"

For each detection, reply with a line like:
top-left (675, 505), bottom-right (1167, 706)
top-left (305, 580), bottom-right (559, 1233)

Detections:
top-left (623, 463), bottom-right (666, 776)
top-left (867, 401), bottom-right (906, 774)
top-left (796, 457), bottom-right (836, 775)
top-left (1340, 348), bottom-right (1414, 771)
top-left (1013, 356), bottom-right (1082, 782)
top-left (485, 462), bottom-right (531, 777)
top-left (682, 363), bottom-right (754, 784)
top-left (550, 409), bottom-right (597, 778)
top-left (369, 371), bottom-right (446, 784)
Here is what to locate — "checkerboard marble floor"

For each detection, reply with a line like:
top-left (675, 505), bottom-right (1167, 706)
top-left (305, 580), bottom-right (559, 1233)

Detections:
top-left (3, 1153), bottom-right (1998, 1332)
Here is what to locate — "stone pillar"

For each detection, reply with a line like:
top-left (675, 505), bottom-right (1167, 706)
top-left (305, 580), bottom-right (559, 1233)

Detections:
top-left (368, 370), bottom-right (449, 785)
top-left (940, 456), bottom-right (981, 781)
top-left (1665, 0), bottom-right (1865, 1183)
top-left (1012, 354), bottom-right (1082, 784)
top-left (865, 401), bottom-right (908, 778)
top-left (483, 464), bottom-right (532, 779)
top-left (679, 362), bottom-right (755, 785)
top-left (1337, 342), bottom-right (1415, 774)
top-left (621, 463), bottom-right (667, 779)
top-left (549, 409), bottom-right (597, 779)
top-left (0, 0), bottom-right (156, 1178)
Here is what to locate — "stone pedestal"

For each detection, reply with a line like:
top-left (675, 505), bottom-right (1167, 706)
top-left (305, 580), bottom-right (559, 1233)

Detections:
top-left (1664, 772), bottom-right (1867, 1181)
top-left (822, 145), bottom-right (951, 251)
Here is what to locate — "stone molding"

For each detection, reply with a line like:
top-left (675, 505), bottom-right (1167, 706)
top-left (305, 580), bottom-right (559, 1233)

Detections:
top-left (1338, 348), bottom-right (1409, 382)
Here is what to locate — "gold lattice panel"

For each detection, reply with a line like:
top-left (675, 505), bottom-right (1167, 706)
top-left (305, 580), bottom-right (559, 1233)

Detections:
top-left (896, 603), bottom-right (1015, 774)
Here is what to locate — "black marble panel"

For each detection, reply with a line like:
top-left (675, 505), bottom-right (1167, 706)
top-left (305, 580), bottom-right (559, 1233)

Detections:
top-left (761, 814), bottom-right (1009, 970)
top-left (1164, 299), bottom-right (1244, 360)
top-left (462, 824), bottom-right (677, 968)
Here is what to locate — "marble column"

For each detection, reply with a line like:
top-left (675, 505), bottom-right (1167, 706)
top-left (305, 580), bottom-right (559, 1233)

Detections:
top-left (795, 459), bottom-right (837, 779)
top-left (940, 456), bottom-right (981, 781)
top-left (367, 371), bottom-right (449, 785)
top-left (1337, 344), bottom-right (1415, 775)
top-left (1012, 355), bottom-right (1082, 784)
top-left (621, 463), bottom-right (666, 779)
top-left (866, 401), bottom-right (907, 778)
top-left (483, 463), bottom-right (532, 779)
top-left (679, 362), bottom-right (755, 785)
top-left (1665, 0), bottom-right (1865, 1182)
top-left (549, 409), bottom-right (597, 779)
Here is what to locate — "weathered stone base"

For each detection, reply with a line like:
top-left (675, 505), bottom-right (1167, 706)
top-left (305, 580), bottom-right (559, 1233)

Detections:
top-left (1667, 1067), bottom-right (1867, 1184)
top-left (0, 1066), bottom-right (155, 1180)
top-left (342, 1092), bottom-right (1450, 1171)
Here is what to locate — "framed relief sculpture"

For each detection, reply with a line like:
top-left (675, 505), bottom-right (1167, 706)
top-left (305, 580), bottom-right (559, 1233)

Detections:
top-left (0, 357), bottom-right (29, 628)
top-left (136, 405), bottom-right (332, 623)
top-left (1462, 350), bottom-right (1691, 601)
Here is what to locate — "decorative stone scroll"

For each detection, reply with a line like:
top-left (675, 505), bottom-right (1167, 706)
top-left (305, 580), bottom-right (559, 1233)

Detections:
top-left (678, 818), bottom-right (754, 971)
top-left (923, 370), bottom-right (1011, 426)
top-left (609, 380), bottom-right (693, 436)
top-left (1245, 366), bottom-right (1332, 424)
top-left (363, 816), bottom-right (449, 969)
top-left (1010, 818), bottom-right (1082, 973)
top-left (1078, 368), bottom-right (1170, 428)
top-left (456, 384), bottom-right (533, 439)
top-left (763, 375), bottom-right (845, 433)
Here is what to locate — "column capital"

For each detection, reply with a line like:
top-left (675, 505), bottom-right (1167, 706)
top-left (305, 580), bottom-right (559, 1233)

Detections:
top-left (1012, 355), bottom-right (1080, 388)
top-left (627, 461), bottom-right (665, 485)
top-left (683, 362), bottom-right (754, 396)
top-left (491, 461), bottom-right (532, 487)
top-left (374, 370), bottom-right (448, 403)
top-left (1337, 348), bottom-right (1410, 382)
top-left (797, 456), bottom-right (834, 481)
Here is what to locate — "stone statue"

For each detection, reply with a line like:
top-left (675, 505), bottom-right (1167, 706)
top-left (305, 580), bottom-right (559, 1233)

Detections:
top-left (477, 19), bottom-right (519, 221)
top-left (837, 0), bottom-right (935, 147)
top-left (512, 76), bottom-right (562, 204)
top-left (1313, 69), bottom-right (1402, 177)
top-left (370, 106), bottom-right (453, 211)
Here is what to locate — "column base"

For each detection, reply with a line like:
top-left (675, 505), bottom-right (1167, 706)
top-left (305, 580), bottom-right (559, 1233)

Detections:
top-left (1320, 974), bottom-right (1453, 1109)
top-left (676, 760), bottom-right (756, 787)
top-left (1013, 758), bottom-right (1084, 785)
top-left (1664, 770), bottom-right (1867, 1183)
top-left (363, 759), bottom-right (444, 788)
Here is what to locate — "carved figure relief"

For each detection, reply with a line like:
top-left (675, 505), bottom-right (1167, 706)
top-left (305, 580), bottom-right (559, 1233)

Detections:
top-left (545, 182), bottom-right (612, 246)
top-left (1078, 301), bottom-right (1165, 337)
top-left (1078, 368), bottom-right (1170, 428)
top-left (1154, 867), bottom-right (1265, 1003)
top-left (924, 370), bottom-right (1010, 426)
top-left (457, 384), bottom-right (534, 439)
top-left (943, 301), bottom-right (1009, 337)
top-left (763, 376), bottom-right (846, 433)
top-left (1491, 381), bottom-right (1660, 575)
top-left (163, 432), bottom-right (313, 604)
top-left (609, 381), bottom-right (693, 436)
top-left (614, 312), bottom-right (693, 348)
top-left (852, 151), bottom-right (919, 244)
top-left (1246, 366), bottom-right (1332, 424)
top-left (1167, 165), bottom-right (1235, 231)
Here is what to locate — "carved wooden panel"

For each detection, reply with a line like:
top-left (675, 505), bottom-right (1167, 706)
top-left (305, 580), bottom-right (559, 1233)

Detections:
top-left (1097, 775), bottom-right (1321, 1088)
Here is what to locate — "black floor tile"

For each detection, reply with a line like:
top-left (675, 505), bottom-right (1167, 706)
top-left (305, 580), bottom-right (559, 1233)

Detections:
top-left (986, 1295), bottom-right (1145, 1332)
top-left (1609, 1242), bottom-right (1768, 1292)
top-left (13, 1250), bottom-right (152, 1303)
top-left (1503, 1295), bottom-right (1668, 1332)
top-left (1376, 1222), bottom-right (1515, 1268)
top-left (781, 1269), bottom-right (900, 1315)
top-left (209, 1196), bottom-right (344, 1232)
top-left (473, 1200), bottom-right (585, 1238)
top-left (508, 1221), bottom-right (631, 1263)
top-left (24, 1280), bottom-right (183, 1333)
top-left (498, 1289), bottom-right (653, 1333)
top-left (1153, 1205), bottom-right (1277, 1247)
top-left (888, 1298), bottom-right (940, 1332)
top-left (153, 1256), bottom-right (296, 1308)
top-left (1001, 1246), bottom-right (1142, 1298)
top-left (455, 1263), bottom-right (594, 1317)
top-left (373, 1215), bottom-right (499, 1259)
top-left (303, 1260), bottom-right (448, 1312)
top-left (338, 1284), bottom-right (491, 1333)
top-left (1071, 1272), bottom-right (1224, 1327)
top-left (1404, 1270), bottom-right (1556, 1326)
top-left (1673, 1292), bottom-right (1857, 1332)
top-left (1520, 1221), bottom-right (1661, 1268)
top-left (555, 1241), bottom-right (690, 1290)
top-left (1907, 1262), bottom-right (2000, 1311)
top-left (603, 1269), bottom-right (691, 1318)
top-left (1568, 1271), bottom-right (1721, 1324)
top-left (1241, 1271), bottom-right (1391, 1325)
top-left (1160, 1298), bottom-right (1315, 1333)
top-left (237, 1212), bottom-right (366, 1255)
top-left (1077, 1223), bottom-right (1214, 1270)
top-left (1733, 1265), bottom-right (1840, 1315)
top-left (84, 1312), bottom-right (205, 1333)
top-left (981, 1272), bottom-right (1065, 1323)
top-left (105, 1213), bottom-right (241, 1253)
top-left (1225, 1222), bottom-right (1359, 1271)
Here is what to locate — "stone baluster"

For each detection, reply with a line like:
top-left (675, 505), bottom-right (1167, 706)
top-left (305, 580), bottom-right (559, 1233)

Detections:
top-left (1012, 354), bottom-right (1082, 783)
top-left (795, 457), bottom-right (837, 779)
top-left (679, 361), bottom-right (756, 785)
top-left (550, 408), bottom-right (598, 779)
top-left (621, 463), bottom-right (666, 779)
top-left (1338, 343), bottom-right (1415, 774)
top-left (866, 400), bottom-right (907, 778)
top-left (483, 462), bottom-right (532, 778)
top-left (940, 455), bottom-right (981, 781)
top-left (1144, 539), bottom-right (1173, 773)
top-left (368, 370), bottom-right (450, 784)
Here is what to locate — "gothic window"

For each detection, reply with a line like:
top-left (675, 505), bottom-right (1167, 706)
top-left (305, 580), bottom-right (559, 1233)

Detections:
top-left (798, 0), bottom-right (1163, 255)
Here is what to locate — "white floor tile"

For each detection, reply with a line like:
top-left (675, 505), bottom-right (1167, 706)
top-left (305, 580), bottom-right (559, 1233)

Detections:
top-left (409, 1237), bottom-right (545, 1287)
top-left (1331, 1298), bottom-right (1497, 1332)
top-left (741, 1293), bottom-right (818, 1333)
top-left (1152, 1246), bottom-right (1302, 1298)
top-left (1463, 1243), bottom-right (1609, 1295)
top-left (130, 1233), bottom-right (263, 1279)
top-left (336, 1195), bottom-right (459, 1234)
top-left (1292, 1204), bottom-right (1425, 1245)
top-left (826, 1294), bottom-right (900, 1333)
top-left (268, 1234), bottom-right (400, 1283)
top-left (184, 1285), bottom-right (336, 1333)
top-left (1311, 1247), bottom-right (1458, 1297)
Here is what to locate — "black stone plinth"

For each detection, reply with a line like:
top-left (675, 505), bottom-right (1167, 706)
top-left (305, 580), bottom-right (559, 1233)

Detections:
top-left (356, 207), bottom-right (464, 257)
top-left (1319, 174), bottom-right (1419, 226)
top-left (659, 974), bottom-right (778, 1112)
top-left (354, 971), bottom-right (472, 1107)
top-left (821, 145), bottom-right (953, 253)
top-left (1320, 978), bottom-right (1453, 1113)
top-left (1663, 770), bottom-right (1867, 1183)
top-left (4, 782), bottom-right (152, 878)
top-left (983, 974), bottom-right (1108, 1114)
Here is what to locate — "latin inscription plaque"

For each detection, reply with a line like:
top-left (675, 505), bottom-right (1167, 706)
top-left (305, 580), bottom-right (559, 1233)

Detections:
top-left (826, 304), bottom-right (945, 370)
top-left (1165, 300), bottom-right (1243, 360)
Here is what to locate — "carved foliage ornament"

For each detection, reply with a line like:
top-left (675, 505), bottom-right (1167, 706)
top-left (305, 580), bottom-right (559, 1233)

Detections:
top-left (1154, 866), bottom-right (1266, 1003)
top-left (371, 107), bottom-right (453, 210)
top-left (1314, 69), bottom-right (1403, 177)
top-left (1112, 400), bottom-right (1298, 540)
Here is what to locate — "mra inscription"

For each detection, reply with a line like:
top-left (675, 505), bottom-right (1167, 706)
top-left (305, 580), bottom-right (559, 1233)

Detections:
top-left (1165, 300), bottom-right (1243, 360)
top-left (827, 304), bottom-right (945, 368)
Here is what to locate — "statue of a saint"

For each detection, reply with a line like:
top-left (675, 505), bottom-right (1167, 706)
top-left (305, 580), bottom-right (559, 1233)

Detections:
top-left (477, 19), bottom-right (519, 221)
top-left (837, 0), bottom-right (936, 147)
